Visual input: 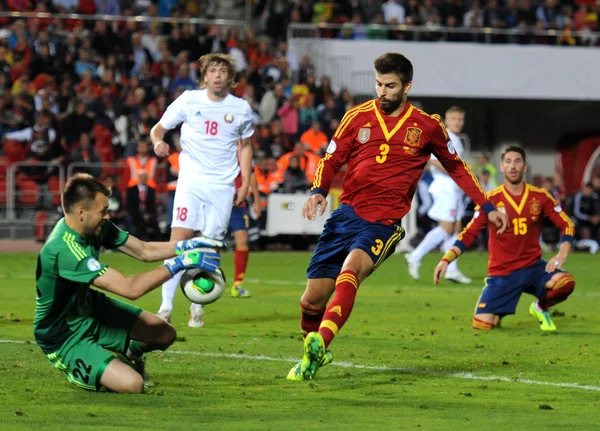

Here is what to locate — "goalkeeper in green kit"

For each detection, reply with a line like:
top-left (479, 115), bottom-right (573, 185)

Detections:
top-left (34, 174), bottom-right (223, 393)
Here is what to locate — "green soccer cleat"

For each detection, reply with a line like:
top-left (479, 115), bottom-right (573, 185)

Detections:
top-left (231, 282), bottom-right (251, 298)
top-left (529, 302), bottom-right (557, 332)
top-left (286, 349), bottom-right (333, 381)
top-left (286, 332), bottom-right (326, 381)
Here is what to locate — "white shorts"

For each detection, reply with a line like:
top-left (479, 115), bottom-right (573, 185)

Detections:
top-left (427, 189), bottom-right (465, 223)
top-left (171, 180), bottom-right (235, 240)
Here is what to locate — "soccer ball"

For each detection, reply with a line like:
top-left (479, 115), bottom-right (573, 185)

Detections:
top-left (180, 267), bottom-right (226, 305)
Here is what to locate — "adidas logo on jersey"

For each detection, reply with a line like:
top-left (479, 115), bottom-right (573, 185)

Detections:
top-left (195, 111), bottom-right (202, 116)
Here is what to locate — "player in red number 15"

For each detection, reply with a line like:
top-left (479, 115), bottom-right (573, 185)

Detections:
top-left (286, 52), bottom-right (509, 381)
top-left (150, 53), bottom-right (255, 327)
top-left (434, 146), bottom-right (576, 332)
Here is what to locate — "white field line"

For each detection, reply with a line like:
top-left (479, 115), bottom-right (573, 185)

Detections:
top-left (3, 274), bottom-right (600, 297)
top-left (2, 339), bottom-right (600, 392)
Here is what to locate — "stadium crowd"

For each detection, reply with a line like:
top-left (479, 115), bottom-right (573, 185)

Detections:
top-left (0, 0), bottom-right (598, 246)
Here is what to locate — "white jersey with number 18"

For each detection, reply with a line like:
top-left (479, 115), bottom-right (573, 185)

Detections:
top-left (159, 89), bottom-right (254, 184)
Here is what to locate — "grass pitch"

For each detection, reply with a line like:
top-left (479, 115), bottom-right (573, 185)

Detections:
top-left (1, 250), bottom-right (599, 430)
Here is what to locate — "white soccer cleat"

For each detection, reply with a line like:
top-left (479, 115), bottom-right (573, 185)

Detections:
top-left (404, 254), bottom-right (420, 280)
top-left (157, 308), bottom-right (172, 324)
top-left (444, 270), bottom-right (472, 284)
top-left (188, 304), bottom-right (205, 328)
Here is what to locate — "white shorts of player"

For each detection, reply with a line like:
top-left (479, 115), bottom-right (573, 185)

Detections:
top-left (171, 179), bottom-right (235, 240)
top-left (427, 180), bottom-right (465, 223)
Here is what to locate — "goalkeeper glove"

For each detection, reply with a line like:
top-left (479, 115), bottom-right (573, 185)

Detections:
top-left (175, 236), bottom-right (225, 255)
top-left (164, 248), bottom-right (221, 276)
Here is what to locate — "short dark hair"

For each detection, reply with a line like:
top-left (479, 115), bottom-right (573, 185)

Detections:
top-left (446, 105), bottom-right (465, 115)
top-left (585, 181), bottom-right (594, 188)
top-left (374, 53), bottom-right (413, 85)
top-left (62, 173), bottom-right (110, 214)
top-left (501, 145), bottom-right (526, 163)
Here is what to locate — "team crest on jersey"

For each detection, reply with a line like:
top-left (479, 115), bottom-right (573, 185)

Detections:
top-left (447, 141), bottom-right (456, 154)
top-left (496, 202), bottom-right (506, 214)
top-left (87, 258), bottom-right (101, 271)
top-left (224, 113), bottom-right (234, 123)
top-left (326, 140), bottom-right (337, 154)
top-left (530, 199), bottom-right (541, 216)
top-left (404, 127), bottom-right (422, 146)
top-left (358, 128), bottom-right (370, 144)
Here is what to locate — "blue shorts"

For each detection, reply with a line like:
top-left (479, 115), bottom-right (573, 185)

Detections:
top-left (229, 206), bottom-right (250, 233)
top-left (307, 204), bottom-right (405, 280)
top-left (475, 260), bottom-right (563, 316)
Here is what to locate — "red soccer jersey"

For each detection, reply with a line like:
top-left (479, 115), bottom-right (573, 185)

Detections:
top-left (311, 100), bottom-right (492, 224)
top-left (455, 184), bottom-right (576, 276)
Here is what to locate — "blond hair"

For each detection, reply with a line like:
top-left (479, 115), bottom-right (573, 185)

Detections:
top-left (197, 53), bottom-right (237, 90)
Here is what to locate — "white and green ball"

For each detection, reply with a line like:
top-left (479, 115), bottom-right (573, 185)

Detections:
top-left (180, 267), bottom-right (226, 305)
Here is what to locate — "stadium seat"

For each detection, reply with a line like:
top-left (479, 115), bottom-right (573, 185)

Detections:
top-left (3, 140), bottom-right (26, 165)
top-left (0, 156), bottom-right (8, 179)
top-left (17, 178), bottom-right (39, 206)
top-left (0, 179), bottom-right (7, 204)
top-left (48, 176), bottom-right (62, 206)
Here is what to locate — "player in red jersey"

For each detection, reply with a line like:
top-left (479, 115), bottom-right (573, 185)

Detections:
top-left (286, 53), bottom-right (509, 381)
top-left (434, 146), bottom-right (576, 332)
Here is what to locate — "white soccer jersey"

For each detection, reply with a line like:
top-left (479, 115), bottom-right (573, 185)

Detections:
top-left (159, 89), bottom-right (254, 184)
top-left (429, 129), bottom-right (465, 192)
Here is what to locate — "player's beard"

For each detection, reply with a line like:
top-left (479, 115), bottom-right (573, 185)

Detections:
top-left (506, 170), bottom-right (524, 185)
top-left (379, 94), bottom-right (404, 115)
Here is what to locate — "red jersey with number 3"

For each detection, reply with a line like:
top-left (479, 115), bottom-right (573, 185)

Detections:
top-left (312, 100), bottom-right (490, 225)
top-left (455, 184), bottom-right (576, 276)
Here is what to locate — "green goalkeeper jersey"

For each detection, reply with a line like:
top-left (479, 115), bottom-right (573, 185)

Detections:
top-left (33, 219), bottom-right (129, 354)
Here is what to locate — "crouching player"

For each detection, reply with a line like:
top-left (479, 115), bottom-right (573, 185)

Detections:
top-left (434, 146), bottom-right (576, 331)
top-left (35, 174), bottom-right (221, 393)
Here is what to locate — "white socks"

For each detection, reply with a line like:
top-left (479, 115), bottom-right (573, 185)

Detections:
top-left (411, 226), bottom-right (449, 262)
top-left (160, 268), bottom-right (182, 312)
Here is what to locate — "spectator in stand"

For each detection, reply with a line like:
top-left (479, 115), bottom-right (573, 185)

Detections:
top-left (126, 138), bottom-right (158, 189)
top-left (95, 0), bottom-right (120, 15)
top-left (382, 0), bottom-right (406, 24)
top-left (126, 170), bottom-right (160, 240)
top-left (255, 157), bottom-right (283, 196)
top-left (102, 174), bottom-right (131, 231)
top-left (463, 1), bottom-right (485, 27)
top-left (259, 80), bottom-right (285, 125)
top-left (277, 96), bottom-right (300, 144)
top-left (572, 182), bottom-right (600, 238)
top-left (5, 110), bottom-right (65, 181)
top-left (165, 149), bottom-right (179, 236)
top-left (70, 132), bottom-right (101, 178)
top-left (478, 153), bottom-right (499, 189)
top-left (282, 155), bottom-right (310, 194)
top-left (60, 99), bottom-right (94, 146)
top-left (277, 141), bottom-right (320, 184)
top-left (75, 49), bottom-right (98, 79)
top-left (592, 174), bottom-right (600, 196)
top-left (300, 120), bottom-right (328, 155)
top-left (297, 92), bottom-right (317, 132)
top-left (478, 169), bottom-right (495, 193)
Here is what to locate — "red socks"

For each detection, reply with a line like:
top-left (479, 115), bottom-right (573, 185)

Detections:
top-left (319, 270), bottom-right (359, 347)
top-left (300, 304), bottom-right (325, 339)
top-left (539, 275), bottom-right (575, 309)
top-left (234, 247), bottom-right (249, 284)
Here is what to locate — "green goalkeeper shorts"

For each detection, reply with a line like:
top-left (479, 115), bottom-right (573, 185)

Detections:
top-left (46, 295), bottom-right (143, 391)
